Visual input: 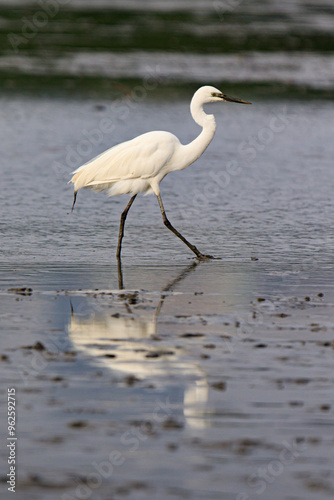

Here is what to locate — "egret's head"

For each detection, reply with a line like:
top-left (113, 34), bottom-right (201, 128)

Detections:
top-left (196, 85), bottom-right (251, 105)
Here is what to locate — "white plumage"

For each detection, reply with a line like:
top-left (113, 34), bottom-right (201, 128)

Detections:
top-left (70, 85), bottom-right (251, 260)
top-left (71, 131), bottom-right (178, 196)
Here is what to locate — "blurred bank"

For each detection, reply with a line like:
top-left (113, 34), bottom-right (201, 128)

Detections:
top-left (0, 0), bottom-right (333, 98)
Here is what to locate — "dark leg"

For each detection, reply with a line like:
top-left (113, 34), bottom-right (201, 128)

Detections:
top-left (157, 194), bottom-right (213, 260)
top-left (117, 194), bottom-right (137, 260)
top-left (117, 257), bottom-right (124, 290)
top-left (71, 191), bottom-right (77, 211)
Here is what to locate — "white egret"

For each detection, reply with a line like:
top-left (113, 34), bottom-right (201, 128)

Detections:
top-left (70, 85), bottom-right (251, 260)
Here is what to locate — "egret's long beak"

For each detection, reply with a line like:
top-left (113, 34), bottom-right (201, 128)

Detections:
top-left (220, 93), bottom-right (251, 105)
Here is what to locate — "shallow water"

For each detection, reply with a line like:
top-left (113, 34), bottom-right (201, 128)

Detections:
top-left (1, 95), bottom-right (334, 266)
top-left (1, 260), bottom-right (334, 500)
top-left (1, 92), bottom-right (334, 499)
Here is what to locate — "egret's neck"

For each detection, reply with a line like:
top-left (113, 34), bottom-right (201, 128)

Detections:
top-left (181, 98), bottom-right (217, 167)
top-left (190, 96), bottom-right (216, 130)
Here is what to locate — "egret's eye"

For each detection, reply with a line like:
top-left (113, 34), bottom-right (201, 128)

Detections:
top-left (211, 92), bottom-right (220, 97)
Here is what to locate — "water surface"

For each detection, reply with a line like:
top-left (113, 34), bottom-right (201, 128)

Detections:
top-left (1, 1), bottom-right (334, 496)
top-left (1, 93), bottom-right (334, 499)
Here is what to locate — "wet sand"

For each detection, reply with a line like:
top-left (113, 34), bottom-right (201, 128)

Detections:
top-left (1, 259), bottom-right (334, 500)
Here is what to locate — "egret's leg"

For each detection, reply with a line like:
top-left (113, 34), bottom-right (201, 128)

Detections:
top-left (157, 194), bottom-right (213, 260)
top-left (71, 191), bottom-right (77, 211)
top-left (117, 194), bottom-right (137, 260)
top-left (117, 257), bottom-right (124, 290)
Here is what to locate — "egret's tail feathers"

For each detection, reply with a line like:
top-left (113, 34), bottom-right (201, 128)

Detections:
top-left (85, 179), bottom-right (119, 192)
top-left (71, 191), bottom-right (77, 211)
top-left (70, 169), bottom-right (116, 193)
top-left (85, 179), bottom-right (118, 186)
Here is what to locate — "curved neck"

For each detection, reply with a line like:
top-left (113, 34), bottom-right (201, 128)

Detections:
top-left (181, 95), bottom-right (217, 167)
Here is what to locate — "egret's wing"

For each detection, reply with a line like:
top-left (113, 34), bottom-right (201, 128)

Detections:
top-left (70, 131), bottom-right (178, 191)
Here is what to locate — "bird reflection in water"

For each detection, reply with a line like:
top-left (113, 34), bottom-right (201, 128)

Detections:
top-left (68, 260), bottom-right (209, 428)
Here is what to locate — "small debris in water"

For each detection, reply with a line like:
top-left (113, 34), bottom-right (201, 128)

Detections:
top-left (22, 341), bottom-right (46, 351)
top-left (145, 350), bottom-right (174, 358)
top-left (179, 333), bottom-right (205, 338)
top-left (119, 292), bottom-right (138, 304)
top-left (94, 104), bottom-right (106, 112)
top-left (162, 417), bottom-right (184, 430)
top-left (68, 420), bottom-right (88, 429)
top-left (295, 378), bottom-right (310, 385)
top-left (124, 375), bottom-right (140, 386)
top-left (311, 326), bottom-right (327, 332)
top-left (34, 341), bottom-right (46, 351)
top-left (8, 287), bottom-right (33, 296)
top-left (211, 381), bottom-right (226, 391)
top-left (167, 443), bottom-right (179, 451)
top-left (145, 352), bottom-right (160, 358)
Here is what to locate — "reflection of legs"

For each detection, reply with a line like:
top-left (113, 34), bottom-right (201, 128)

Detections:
top-left (155, 261), bottom-right (198, 319)
top-left (157, 194), bottom-right (213, 259)
top-left (117, 195), bottom-right (137, 260)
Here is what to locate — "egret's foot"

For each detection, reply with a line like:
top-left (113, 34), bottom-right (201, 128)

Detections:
top-left (196, 253), bottom-right (215, 260)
